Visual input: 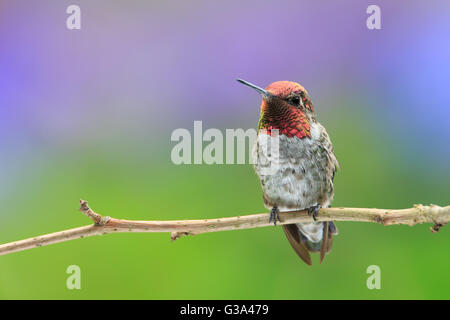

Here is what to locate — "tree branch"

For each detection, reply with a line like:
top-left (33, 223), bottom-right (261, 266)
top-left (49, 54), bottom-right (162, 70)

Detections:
top-left (0, 200), bottom-right (448, 256)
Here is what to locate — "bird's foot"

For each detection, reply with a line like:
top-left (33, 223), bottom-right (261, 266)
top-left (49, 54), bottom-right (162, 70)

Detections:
top-left (307, 204), bottom-right (321, 221)
top-left (269, 207), bottom-right (281, 226)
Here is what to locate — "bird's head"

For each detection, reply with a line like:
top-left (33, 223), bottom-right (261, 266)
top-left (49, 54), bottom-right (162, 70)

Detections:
top-left (237, 79), bottom-right (314, 139)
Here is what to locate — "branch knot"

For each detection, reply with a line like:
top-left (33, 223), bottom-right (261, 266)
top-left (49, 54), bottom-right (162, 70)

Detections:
top-left (79, 199), bottom-right (108, 226)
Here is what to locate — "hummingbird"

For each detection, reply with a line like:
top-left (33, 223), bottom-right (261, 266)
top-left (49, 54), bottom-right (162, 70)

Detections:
top-left (238, 79), bottom-right (339, 265)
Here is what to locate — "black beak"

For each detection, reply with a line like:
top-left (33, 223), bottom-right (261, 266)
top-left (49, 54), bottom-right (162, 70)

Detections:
top-left (237, 79), bottom-right (270, 98)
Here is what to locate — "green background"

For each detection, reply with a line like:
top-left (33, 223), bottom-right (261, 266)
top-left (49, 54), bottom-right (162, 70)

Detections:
top-left (1, 109), bottom-right (449, 299)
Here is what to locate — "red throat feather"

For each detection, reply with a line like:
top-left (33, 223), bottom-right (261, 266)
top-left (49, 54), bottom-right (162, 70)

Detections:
top-left (258, 81), bottom-right (312, 139)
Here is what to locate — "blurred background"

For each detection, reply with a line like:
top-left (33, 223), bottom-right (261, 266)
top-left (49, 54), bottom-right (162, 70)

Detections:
top-left (0, 0), bottom-right (449, 299)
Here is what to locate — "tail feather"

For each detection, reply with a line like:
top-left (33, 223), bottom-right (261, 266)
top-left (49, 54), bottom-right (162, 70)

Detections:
top-left (319, 222), bottom-right (329, 263)
top-left (282, 221), bottom-right (338, 266)
top-left (282, 224), bottom-right (312, 265)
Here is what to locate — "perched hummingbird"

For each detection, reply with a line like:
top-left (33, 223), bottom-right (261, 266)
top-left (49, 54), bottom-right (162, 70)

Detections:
top-left (238, 79), bottom-right (339, 265)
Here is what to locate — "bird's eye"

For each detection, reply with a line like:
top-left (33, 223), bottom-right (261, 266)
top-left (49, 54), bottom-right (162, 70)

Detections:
top-left (291, 96), bottom-right (300, 106)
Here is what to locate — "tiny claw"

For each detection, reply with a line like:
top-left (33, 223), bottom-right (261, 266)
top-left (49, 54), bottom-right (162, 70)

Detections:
top-left (269, 207), bottom-right (281, 226)
top-left (307, 204), bottom-right (321, 221)
top-left (431, 222), bottom-right (447, 233)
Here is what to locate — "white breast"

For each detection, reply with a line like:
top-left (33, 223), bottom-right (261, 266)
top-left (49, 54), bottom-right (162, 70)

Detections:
top-left (252, 123), bottom-right (334, 211)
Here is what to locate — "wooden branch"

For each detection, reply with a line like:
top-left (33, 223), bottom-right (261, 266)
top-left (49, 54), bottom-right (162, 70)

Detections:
top-left (0, 200), bottom-right (448, 256)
